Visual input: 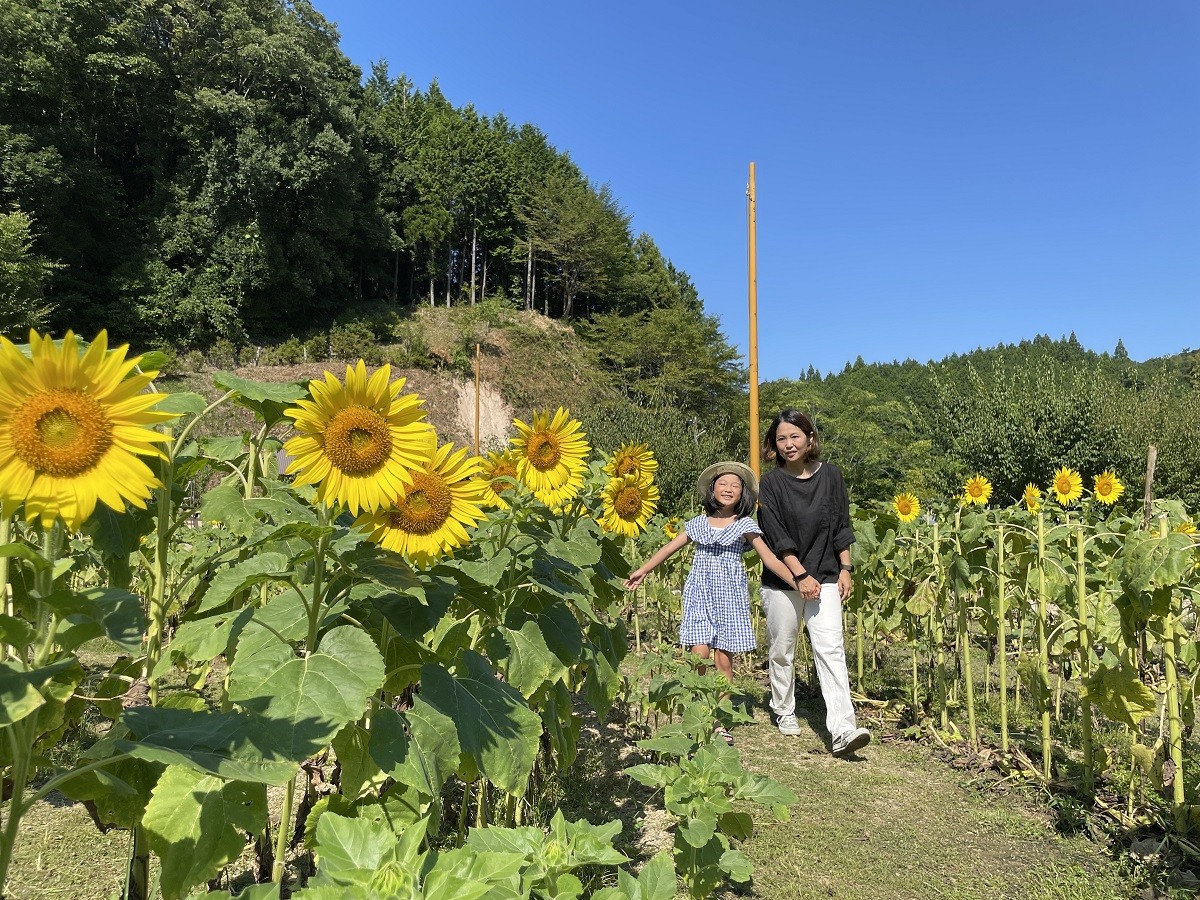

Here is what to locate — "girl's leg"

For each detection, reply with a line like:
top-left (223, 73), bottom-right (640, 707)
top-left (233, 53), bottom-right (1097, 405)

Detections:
top-left (690, 643), bottom-right (712, 676)
top-left (712, 648), bottom-right (734, 681)
top-left (804, 582), bottom-right (858, 740)
top-left (762, 586), bottom-right (804, 716)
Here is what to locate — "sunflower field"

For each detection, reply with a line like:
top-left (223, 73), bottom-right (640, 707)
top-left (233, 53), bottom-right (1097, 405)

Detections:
top-left (0, 330), bottom-right (797, 899)
top-left (849, 469), bottom-right (1199, 844)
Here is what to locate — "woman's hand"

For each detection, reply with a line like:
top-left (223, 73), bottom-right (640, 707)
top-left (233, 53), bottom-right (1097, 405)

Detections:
top-left (837, 568), bottom-right (852, 600)
top-left (794, 573), bottom-right (821, 600)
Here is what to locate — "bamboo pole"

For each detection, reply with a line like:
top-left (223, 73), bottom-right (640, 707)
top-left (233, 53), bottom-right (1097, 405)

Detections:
top-left (747, 163), bottom-right (760, 474)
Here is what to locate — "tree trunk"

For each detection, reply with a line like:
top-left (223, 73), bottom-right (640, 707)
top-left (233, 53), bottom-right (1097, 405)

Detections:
top-left (392, 248), bottom-right (400, 302)
top-left (470, 222), bottom-right (478, 304)
top-left (481, 241), bottom-right (488, 300)
top-left (445, 242), bottom-right (452, 307)
top-left (525, 241), bottom-right (534, 311)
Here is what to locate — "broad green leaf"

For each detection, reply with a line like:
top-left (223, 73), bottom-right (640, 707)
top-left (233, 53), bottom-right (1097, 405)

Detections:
top-left (231, 626), bottom-right (385, 764)
top-left (143, 766), bottom-right (267, 900)
top-left (155, 391), bottom-right (208, 417)
top-left (331, 723), bottom-right (385, 800)
top-left (169, 607), bottom-right (255, 665)
top-left (118, 707), bottom-right (300, 784)
top-left (484, 622), bottom-right (556, 698)
top-left (313, 812), bottom-right (396, 882)
top-left (51, 586), bottom-right (145, 652)
top-left (0, 661), bottom-right (48, 726)
top-left (212, 371), bottom-right (307, 428)
top-left (420, 652), bottom-right (542, 795)
top-left (1080, 662), bottom-right (1157, 729)
top-left (542, 680), bottom-right (582, 769)
top-left (370, 701), bottom-right (459, 796)
top-left (196, 552), bottom-right (291, 613)
top-left (531, 602), bottom-right (584, 668)
top-left (719, 847), bottom-right (754, 882)
top-left (718, 811), bottom-right (754, 840)
top-left (634, 851), bottom-right (676, 900)
top-left (678, 815), bottom-right (717, 849)
top-left (623, 764), bottom-right (672, 790)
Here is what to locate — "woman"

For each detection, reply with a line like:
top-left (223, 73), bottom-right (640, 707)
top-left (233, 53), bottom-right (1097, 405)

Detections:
top-left (757, 409), bottom-right (871, 755)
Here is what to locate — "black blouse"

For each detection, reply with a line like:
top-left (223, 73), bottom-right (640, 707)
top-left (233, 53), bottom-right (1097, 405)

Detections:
top-left (757, 462), bottom-right (855, 590)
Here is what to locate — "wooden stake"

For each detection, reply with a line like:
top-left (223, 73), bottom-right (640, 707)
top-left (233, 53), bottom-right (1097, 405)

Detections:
top-left (747, 163), bottom-right (760, 474)
top-left (474, 343), bottom-right (481, 456)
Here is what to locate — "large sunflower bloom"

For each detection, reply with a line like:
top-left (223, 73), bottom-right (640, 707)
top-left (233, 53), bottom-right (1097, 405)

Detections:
top-left (479, 449), bottom-right (522, 509)
top-left (599, 475), bottom-right (659, 538)
top-left (510, 407), bottom-right (589, 496)
top-left (354, 441), bottom-right (488, 567)
top-left (962, 475), bottom-right (992, 506)
top-left (1023, 483), bottom-right (1043, 513)
top-left (0, 330), bottom-right (175, 530)
top-left (1052, 467), bottom-right (1083, 505)
top-left (284, 361), bottom-right (435, 515)
top-left (892, 493), bottom-right (920, 523)
top-left (1092, 470), bottom-right (1124, 506)
top-left (603, 443), bottom-right (657, 485)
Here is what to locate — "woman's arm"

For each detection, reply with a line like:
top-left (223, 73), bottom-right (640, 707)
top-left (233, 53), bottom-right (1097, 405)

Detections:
top-left (624, 531), bottom-right (691, 590)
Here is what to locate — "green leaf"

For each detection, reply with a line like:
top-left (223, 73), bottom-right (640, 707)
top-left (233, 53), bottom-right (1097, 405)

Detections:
top-left (230, 626), bottom-right (385, 764)
top-left (169, 607), bottom-right (255, 665)
top-left (678, 815), bottom-right (717, 849)
top-left (420, 652), bottom-right (542, 795)
top-left (331, 723), bottom-right (385, 801)
top-left (718, 811), bottom-right (754, 840)
top-left (484, 622), bottom-right (557, 698)
top-left (719, 847), bottom-right (754, 883)
top-left (50, 587), bottom-right (145, 653)
top-left (313, 812), bottom-right (396, 883)
top-left (635, 851), bottom-right (676, 900)
top-left (196, 552), bottom-right (291, 613)
top-left (142, 766), bottom-right (267, 900)
top-left (0, 660), bottom-right (48, 727)
top-left (370, 701), bottom-right (459, 796)
top-left (1080, 662), bottom-right (1157, 729)
top-left (212, 371), bottom-right (307, 428)
top-left (156, 392), bottom-right (208, 418)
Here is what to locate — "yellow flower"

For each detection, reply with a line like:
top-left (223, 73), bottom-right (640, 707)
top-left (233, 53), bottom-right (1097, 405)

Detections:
top-left (603, 443), bottom-right (657, 485)
top-left (284, 361), bottom-right (435, 515)
top-left (0, 330), bottom-right (175, 530)
top-left (1176, 520), bottom-right (1196, 535)
top-left (354, 441), bottom-right (488, 567)
top-left (962, 475), bottom-right (992, 506)
top-left (1092, 470), bottom-right (1124, 506)
top-left (479, 449), bottom-right (522, 509)
top-left (510, 407), bottom-right (589, 496)
top-left (1023, 483), bottom-right (1043, 513)
top-left (663, 517), bottom-right (682, 539)
top-left (599, 475), bottom-right (659, 537)
top-left (1052, 466), bottom-right (1083, 505)
top-left (892, 493), bottom-right (920, 523)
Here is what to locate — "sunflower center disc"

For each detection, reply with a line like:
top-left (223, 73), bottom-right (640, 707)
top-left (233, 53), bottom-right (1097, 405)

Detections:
top-left (391, 472), bottom-right (452, 535)
top-left (615, 457), bottom-right (638, 477)
top-left (489, 464), bottom-right (517, 495)
top-left (324, 406), bottom-right (393, 475)
top-left (526, 432), bottom-right (562, 471)
top-left (13, 389), bottom-right (113, 477)
top-left (615, 486), bottom-right (643, 519)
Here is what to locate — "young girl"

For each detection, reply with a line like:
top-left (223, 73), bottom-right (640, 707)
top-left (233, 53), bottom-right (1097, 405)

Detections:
top-left (625, 461), bottom-right (802, 741)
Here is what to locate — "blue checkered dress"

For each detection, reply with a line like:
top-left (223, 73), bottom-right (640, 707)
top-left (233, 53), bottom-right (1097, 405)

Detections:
top-left (678, 515), bottom-right (760, 653)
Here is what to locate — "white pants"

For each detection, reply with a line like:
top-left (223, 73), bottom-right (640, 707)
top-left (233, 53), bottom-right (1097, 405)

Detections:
top-left (762, 582), bottom-right (858, 740)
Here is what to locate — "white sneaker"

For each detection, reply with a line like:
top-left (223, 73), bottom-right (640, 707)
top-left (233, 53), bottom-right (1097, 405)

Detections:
top-left (776, 714), bottom-right (801, 736)
top-left (832, 727), bottom-right (871, 756)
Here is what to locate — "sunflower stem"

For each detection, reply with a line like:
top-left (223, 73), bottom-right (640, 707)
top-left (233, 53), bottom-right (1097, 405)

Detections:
top-left (1076, 525), bottom-right (1094, 797)
top-left (954, 508), bottom-right (978, 746)
top-left (146, 452), bottom-right (176, 707)
top-left (1036, 512), bottom-right (1053, 780)
top-left (0, 514), bottom-right (11, 662)
top-left (997, 520), bottom-right (1009, 754)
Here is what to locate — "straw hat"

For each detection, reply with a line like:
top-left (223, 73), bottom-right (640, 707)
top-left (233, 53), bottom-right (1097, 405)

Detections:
top-left (696, 461), bottom-right (758, 505)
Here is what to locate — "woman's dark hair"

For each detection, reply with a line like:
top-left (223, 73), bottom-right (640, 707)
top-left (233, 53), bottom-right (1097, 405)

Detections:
top-left (702, 474), bottom-right (756, 518)
top-left (762, 408), bottom-right (821, 467)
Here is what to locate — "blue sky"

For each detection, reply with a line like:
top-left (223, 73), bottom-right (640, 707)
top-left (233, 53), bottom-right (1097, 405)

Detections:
top-left (327, 1), bottom-right (1199, 382)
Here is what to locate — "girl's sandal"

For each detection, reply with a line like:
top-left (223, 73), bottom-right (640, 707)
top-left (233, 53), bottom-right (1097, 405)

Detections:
top-left (714, 726), bottom-right (734, 746)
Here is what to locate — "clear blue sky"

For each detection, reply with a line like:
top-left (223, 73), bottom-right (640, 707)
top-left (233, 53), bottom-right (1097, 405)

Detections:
top-left (327, 0), bottom-right (1199, 381)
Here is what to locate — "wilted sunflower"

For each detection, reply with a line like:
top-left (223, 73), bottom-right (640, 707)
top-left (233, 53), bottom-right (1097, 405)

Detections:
top-left (1023, 483), bottom-right (1043, 513)
top-left (962, 475), bottom-right (992, 506)
top-left (603, 443), bottom-right (657, 485)
top-left (0, 330), bottom-right (175, 530)
top-left (284, 361), bottom-right (435, 515)
top-left (1092, 470), bottom-right (1124, 506)
top-left (599, 475), bottom-right (659, 537)
top-left (1052, 466), bottom-right (1083, 505)
top-left (479, 449), bottom-right (522, 509)
top-left (892, 493), bottom-right (920, 523)
top-left (510, 407), bottom-right (589, 495)
top-left (354, 441), bottom-right (488, 567)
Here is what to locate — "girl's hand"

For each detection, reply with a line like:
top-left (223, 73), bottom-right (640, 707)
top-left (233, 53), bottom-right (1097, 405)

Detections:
top-left (624, 572), bottom-right (646, 591)
top-left (794, 573), bottom-right (820, 600)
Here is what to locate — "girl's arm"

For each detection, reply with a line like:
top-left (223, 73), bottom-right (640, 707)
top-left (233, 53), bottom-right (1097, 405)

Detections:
top-left (624, 532), bottom-right (691, 590)
top-left (748, 534), bottom-right (816, 598)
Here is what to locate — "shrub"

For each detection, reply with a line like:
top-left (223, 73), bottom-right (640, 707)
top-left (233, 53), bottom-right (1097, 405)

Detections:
top-left (261, 336), bottom-right (304, 365)
top-left (329, 321), bottom-right (377, 361)
top-left (207, 337), bottom-right (241, 369)
top-left (303, 332), bottom-right (328, 362)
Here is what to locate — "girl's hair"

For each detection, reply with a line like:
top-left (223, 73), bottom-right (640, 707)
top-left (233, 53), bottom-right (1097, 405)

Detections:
top-left (763, 408), bottom-right (821, 467)
top-left (702, 474), bottom-right (756, 518)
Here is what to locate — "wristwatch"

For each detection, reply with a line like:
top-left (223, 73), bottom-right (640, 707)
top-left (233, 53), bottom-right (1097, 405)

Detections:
top-left (839, 563), bottom-right (854, 573)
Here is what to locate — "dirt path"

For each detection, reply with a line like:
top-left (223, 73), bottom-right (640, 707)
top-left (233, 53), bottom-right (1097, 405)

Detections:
top-left (725, 702), bottom-right (1136, 900)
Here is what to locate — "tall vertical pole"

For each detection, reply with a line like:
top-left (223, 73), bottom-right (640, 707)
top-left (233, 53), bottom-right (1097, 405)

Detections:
top-left (747, 163), bottom-right (760, 477)
top-left (474, 343), bottom-right (481, 456)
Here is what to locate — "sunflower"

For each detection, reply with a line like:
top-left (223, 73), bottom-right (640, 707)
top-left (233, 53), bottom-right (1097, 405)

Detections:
top-left (599, 475), bottom-right (659, 538)
top-left (1022, 483), bottom-right (1043, 513)
top-left (1092, 470), bottom-right (1124, 506)
top-left (892, 493), bottom-right (920, 523)
top-left (1176, 520), bottom-right (1195, 535)
top-left (603, 443), bottom-right (657, 485)
top-left (531, 476), bottom-right (584, 512)
top-left (510, 407), bottom-right (589, 496)
top-left (354, 441), bottom-right (488, 567)
top-left (1051, 466), bottom-right (1083, 505)
top-left (962, 475), bottom-right (992, 506)
top-left (479, 449), bottom-right (522, 509)
top-left (284, 361), bottom-right (435, 515)
top-left (0, 330), bottom-right (175, 530)
top-left (663, 517), bottom-right (682, 539)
